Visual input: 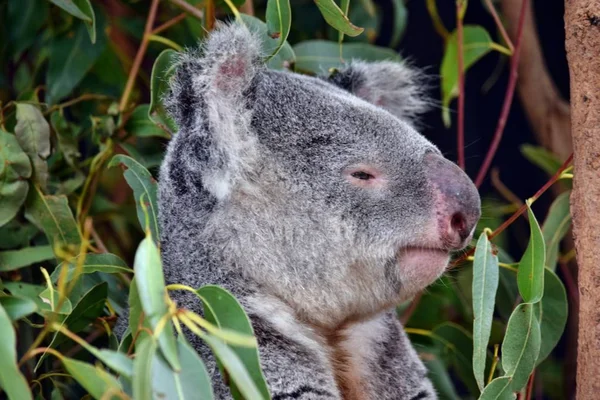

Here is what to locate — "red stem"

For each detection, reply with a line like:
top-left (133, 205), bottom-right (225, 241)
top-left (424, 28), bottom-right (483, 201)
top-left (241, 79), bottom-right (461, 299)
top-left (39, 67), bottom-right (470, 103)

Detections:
top-left (457, 2), bottom-right (466, 170)
top-left (474, 0), bottom-right (529, 188)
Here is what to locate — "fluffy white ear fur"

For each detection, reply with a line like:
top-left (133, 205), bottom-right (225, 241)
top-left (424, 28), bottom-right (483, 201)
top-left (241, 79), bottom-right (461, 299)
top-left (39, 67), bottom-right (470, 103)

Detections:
top-left (164, 22), bottom-right (263, 200)
top-left (326, 60), bottom-right (432, 124)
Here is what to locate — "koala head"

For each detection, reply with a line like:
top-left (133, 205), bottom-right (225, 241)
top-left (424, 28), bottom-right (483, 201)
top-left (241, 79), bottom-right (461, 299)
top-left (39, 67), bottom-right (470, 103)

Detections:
top-left (160, 22), bottom-right (481, 329)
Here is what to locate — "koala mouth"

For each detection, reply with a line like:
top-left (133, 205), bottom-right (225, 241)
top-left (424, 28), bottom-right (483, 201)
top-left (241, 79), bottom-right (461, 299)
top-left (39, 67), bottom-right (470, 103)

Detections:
top-left (395, 247), bottom-right (451, 292)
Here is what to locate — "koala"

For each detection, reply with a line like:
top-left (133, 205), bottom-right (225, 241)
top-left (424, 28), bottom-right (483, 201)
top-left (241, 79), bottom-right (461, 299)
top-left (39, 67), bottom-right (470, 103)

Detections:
top-left (152, 21), bottom-right (480, 400)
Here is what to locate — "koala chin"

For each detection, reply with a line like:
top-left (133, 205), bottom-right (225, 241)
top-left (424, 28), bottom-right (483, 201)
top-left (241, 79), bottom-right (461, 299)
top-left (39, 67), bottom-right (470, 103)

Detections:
top-left (153, 21), bottom-right (480, 400)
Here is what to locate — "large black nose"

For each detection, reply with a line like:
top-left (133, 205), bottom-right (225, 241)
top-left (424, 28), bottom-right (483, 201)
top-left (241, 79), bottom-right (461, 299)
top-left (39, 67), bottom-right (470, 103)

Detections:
top-left (424, 153), bottom-right (481, 249)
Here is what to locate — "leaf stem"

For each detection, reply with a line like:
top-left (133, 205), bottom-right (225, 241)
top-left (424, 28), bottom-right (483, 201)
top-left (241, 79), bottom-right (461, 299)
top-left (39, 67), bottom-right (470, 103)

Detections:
top-left (152, 13), bottom-right (189, 35)
top-left (484, 0), bottom-right (514, 52)
top-left (119, 0), bottom-right (161, 113)
top-left (487, 344), bottom-right (500, 384)
top-left (169, 0), bottom-right (205, 21)
top-left (426, 0), bottom-right (450, 40)
top-left (474, 0), bottom-right (529, 187)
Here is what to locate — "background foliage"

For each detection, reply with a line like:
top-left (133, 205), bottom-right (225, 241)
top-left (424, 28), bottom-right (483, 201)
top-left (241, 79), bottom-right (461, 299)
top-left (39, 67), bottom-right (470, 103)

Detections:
top-left (0, 0), bottom-right (574, 399)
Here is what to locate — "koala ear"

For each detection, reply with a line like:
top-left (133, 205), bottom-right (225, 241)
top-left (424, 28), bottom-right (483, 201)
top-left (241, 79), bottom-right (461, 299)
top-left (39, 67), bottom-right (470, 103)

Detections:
top-left (325, 61), bottom-right (431, 123)
top-left (164, 21), bottom-right (263, 200)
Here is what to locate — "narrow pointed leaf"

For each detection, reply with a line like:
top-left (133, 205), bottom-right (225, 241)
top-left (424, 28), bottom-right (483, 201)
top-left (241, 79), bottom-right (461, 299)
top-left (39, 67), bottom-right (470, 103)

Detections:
top-left (314, 0), bottom-right (364, 37)
top-left (0, 245), bottom-right (54, 271)
top-left (149, 50), bottom-right (178, 133)
top-left (51, 253), bottom-right (132, 283)
top-left (542, 191), bottom-right (571, 271)
top-left (0, 305), bottom-right (33, 400)
top-left (109, 155), bottom-right (159, 244)
top-left (472, 232), bottom-right (499, 390)
top-left (15, 103), bottom-right (50, 189)
top-left (501, 303), bottom-right (541, 391)
top-left (0, 296), bottom-right (37, 320)
top-left (62, 357), bottom-right (122, 399)
top-left (240, 15), bottom-right (296, 70)
top-left (125, 105), bottom-right (171, 139)
top-left (520, 145), bottom-right (563, 176)
top-left (265, 0), bottom-right (292, 59)
top-left (536, 268), bottom-right (568, 365)
top-left (517, 204), bottom-right (546, 303)
top-left (133, 236), bottom-right (179, 370)
top-left (478, 377), bottom-right (515, 400)
top-left (133, 337), bottom-right (156, 400)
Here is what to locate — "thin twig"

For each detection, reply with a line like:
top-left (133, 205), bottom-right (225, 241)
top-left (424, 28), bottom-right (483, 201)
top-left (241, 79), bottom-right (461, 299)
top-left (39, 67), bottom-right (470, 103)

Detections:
top-left (491, 168), bottom-right (524, 209)
top-left (474, 0), bottom-right (529, 187)
top-left (525, 370), bottom-right (536, 400)
top-left (451, 153), bottom-right (573, 267)
top-left (118, 0), bottom-right (161, 112)
top-left (456, 1), bottom-right (466, 170)
top-left (152, 13), bottom-right (188, 35)
top-left (484, 0), bottom-right (515, 52)
top-left (169, 0), bottom-right (205, 21)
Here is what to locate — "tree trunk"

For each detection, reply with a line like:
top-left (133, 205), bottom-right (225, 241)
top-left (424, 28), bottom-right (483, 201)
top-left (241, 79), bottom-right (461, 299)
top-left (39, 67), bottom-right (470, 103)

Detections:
top-left (564, 1), bottom-right (600, 398)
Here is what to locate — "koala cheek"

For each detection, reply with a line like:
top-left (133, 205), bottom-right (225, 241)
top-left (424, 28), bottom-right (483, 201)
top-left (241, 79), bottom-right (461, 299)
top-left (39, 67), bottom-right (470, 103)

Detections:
top-left (395, 248), bottom-right (450, 297)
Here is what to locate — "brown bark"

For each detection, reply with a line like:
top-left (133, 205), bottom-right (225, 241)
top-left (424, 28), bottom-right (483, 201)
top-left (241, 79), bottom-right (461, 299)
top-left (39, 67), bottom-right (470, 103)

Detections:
top-left (501, 0), bottom-right (572, 160)
top-left (564, 1), bottom-right (600, 399)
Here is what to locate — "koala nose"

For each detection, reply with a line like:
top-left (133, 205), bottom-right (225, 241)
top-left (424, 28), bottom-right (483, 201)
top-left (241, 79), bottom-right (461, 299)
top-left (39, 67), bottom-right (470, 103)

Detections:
top-left (424, 153), bottom-right (481, 250)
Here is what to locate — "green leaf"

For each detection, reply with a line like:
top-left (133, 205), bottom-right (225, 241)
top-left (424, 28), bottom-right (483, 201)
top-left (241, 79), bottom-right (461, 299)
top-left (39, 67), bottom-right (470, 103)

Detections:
top-left (46, 18), bottom-right (107, 104)
top-left (61, 282), bottom-right (107, 334)
top-left (149, 49), bottom-right (178, 133)
top-left (202, 334), bottom-right (265, 400)
top-left (0, 305), bottom-right (33, 400)
top-left (3, 282), bottom-right (55, 316)
top-left (51, 253), bottom-right (132, 283)
top-left (0, 130), bottom-right (32, 227)
top-left (478, 376), bottom-right (515, 400)
top-left (541, 191), bottom-right (571, 271)
top-left (108, 155), bottom-right (159, 243)
top-left (197, 285), bottom-right (270, 400)
top-left (14, 103), bottom-right (50, 190)
top-left (39, 287), bottom-right (73, 315)
top-left (390, 0), bottom-right (408, 47)
top-left (501, 303), bottom-right (541, 391)
top-left (8, 0), bottom-right (48, 58)
top-left (536, 268), bottom-right (568, 365)
top-left (517, 204), bottom-right (546, 303)
top-left (62, 357), bottom-right (123, 399)
top-left (49, 0), bottom-right (96, 42)
top-left (125, 105), bottom-right (171, 139)
top-left (422, 352), bottom-right (461, 400)
top-left (50, 111), bottom-right (81, 168)
top-left (441, 25), bottom-right (493, 127)
top-left (0, 246), bottom-right (54, 271)
top-left (148, 336), bottom-right (215, 399)
top-left (0, 220), bottom-right (38, 250)
top-left (0, 295), bottom-right (37, 321)
top-left (133, 236), bottom-right (179, 370)
top-left (25, 185), bottom-right (81, 249)
top-left (133, 337), bottom-right (156, 400)
top-left (48, 0), bottom-right (92, 22)
top-left (293, 40), bottom-right (400, 74)
top-left (265, 0), bottom-right (292, 59)
top-left (314, 0), bottom-right (364, 37)
top-left (472, 232), bottom-right (499, 390)
top-left (240, 15), bottom-right (295, 70)
top-left (520, 145), bottom-right (563, 177)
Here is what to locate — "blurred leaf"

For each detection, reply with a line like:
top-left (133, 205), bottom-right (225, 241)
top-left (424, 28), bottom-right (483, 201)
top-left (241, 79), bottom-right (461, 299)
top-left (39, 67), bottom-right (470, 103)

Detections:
top-left (389, 0), bottom-right (408, 47)
top-left (197, 285), bottom-right (270, 399)
top-left (517, 204), bottom-right (545, 303)
top-left (472, 232), bottom-right (499, 390)
top-left (422, 351), bottom-right (461, 400)
top-left (496, 265), bottom-right (518, 320)
top-left (266, 0), bottom-right (292, 59)
top-left (501, 303), bottom-right (541, 391)
top-left (25, 185), bottom-right (81, 249)
top-left (293, 40), bottom-right (399, 73)
top-left (60, 281), bottom-right (107, 333)
top-left (49, 0), bottom-right (92, 22)
top-left (119, 142), bottom-right (165, 170)
top-left (315, 0), bottom-right (364, 37)
top-left (0, 295), bottom-right (37, 321)
top-left (0, 304), bottom-right (33, 400)
top-left (0, 245), bottom-right (54, 271)
top-left (8, 0), bottom-right (47, 58)
top-left (0, 220), bottom-right (39, 250)
top-left (108, 155), bottom-right (159, 243)
top-left (520, 145), bottom-right (563, 176)
top-left (542, 191), bottom-right (571, 271)
top-left (62, 357), bottom-right (123, 399)
top-left (125, 105), bottom-right (171, 139)
top-left (241, 15), bottom-right (295, 70)
top-left (332, 0), bottom-right (379, 44)
top-left (51, 253), bottom-right (132, 283)
top-left (149, 49), bottom-right (178, 133)
top-left (0, 129), bottom-right (32, 227)
top-left (148, 336), bottom-right (215, 400)
top-left (441, 25), bottom-right (493, 127)
top-left (479, 376), bottom-right (514, 400)
top-left (3, 282), bottom-right (51, 315)
top-left (46, 18), bottom-right (107, 104)
top-left (49, 0), bottom-right (96, 42)
top-left (133, 337), bottom-right (156, 400)
top-left (133, 236), bottom-right (179, 370)
top-left (50, 111), bottom-right (81, 168)
top-left (39, 286), bottom-right (73, 314)
top-left (536, 268), bottom-right (568, 365)
top-left (15, 103), bottom-right (50, 189)
top-left (128, 278), bottom-right (151, 346)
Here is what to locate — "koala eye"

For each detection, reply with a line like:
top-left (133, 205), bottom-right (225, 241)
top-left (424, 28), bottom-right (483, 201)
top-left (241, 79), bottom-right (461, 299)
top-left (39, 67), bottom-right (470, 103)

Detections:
top-left (350, 171), bottom-right (375, 180)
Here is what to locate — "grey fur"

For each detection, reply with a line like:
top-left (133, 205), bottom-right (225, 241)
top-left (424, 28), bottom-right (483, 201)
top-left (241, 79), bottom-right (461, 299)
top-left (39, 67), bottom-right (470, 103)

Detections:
top-left (118, 21), bottom-right (480, 399)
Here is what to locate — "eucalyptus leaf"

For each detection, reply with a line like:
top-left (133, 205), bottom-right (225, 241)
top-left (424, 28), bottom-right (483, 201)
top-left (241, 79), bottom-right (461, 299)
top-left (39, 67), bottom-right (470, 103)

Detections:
top-left (125, 105), bottom-right (171, 139)
top-left (240, 15), bottom-right (295, 70)
top-left (478, 376), bottom-right (515, 400)
top-left (542, 191), bottom-right (571, 271)
top-left (149, 50), bottom-right (178, 133)
top-left (314, 0), bottom-right (364, 37)
top-left (536, 268), bottom-right (568, 365)
top-left (51, 253), bottom-right (132, 283)
top-left (520, 144), bottom-right (563, 176)
top-left (265, 0), bottom-right (292, 59)
top-left (0, 295), bottom-right (38, 321)
top-left (62, 357), bottom-right (123, 399)
top-left (0, 130), bottom-right (32, 227)
top-left (472, 232), bottom-right (499, 390)
top-left (0, 305), bottom-right (32, 400)
top-left (133, 337), bottom-right (156, 400)
top-left (517, 204), bottom-right (545, 303)
top-left (15, 103), bottom-right (50, 189)
top-left (0, 245), bottom-right (54, 271)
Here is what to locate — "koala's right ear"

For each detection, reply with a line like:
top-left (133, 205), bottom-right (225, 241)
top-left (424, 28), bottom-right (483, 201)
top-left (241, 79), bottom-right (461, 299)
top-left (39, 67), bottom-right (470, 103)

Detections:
top-left (164, 22), bottom-right (263, 200)
top-left (324, 61), bottom-right (431, 124)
